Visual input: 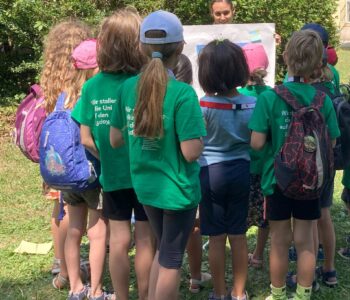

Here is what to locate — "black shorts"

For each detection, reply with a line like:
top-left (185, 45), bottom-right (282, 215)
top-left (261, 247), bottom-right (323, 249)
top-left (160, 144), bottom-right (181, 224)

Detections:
top-left (342, 187), bottom-right (350, 205)
top-left (102, 189), bottom-right (148, 221)
top-left (143, 205), bottom-right (196, 269)
top-left (267, 188), bottom-right (321, 221)
top-left (200, 159), bottom-right (250, 235)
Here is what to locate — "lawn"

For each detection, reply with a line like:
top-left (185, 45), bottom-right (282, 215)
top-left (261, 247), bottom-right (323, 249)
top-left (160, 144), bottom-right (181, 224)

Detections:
top-left (0, 50), bottom-right (350, 300)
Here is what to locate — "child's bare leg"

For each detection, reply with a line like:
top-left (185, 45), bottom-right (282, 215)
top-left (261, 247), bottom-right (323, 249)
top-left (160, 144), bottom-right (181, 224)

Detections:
top-left (109, 220), bottom-right (131, 300)
top-left (318, 208), bottom-right (336, 273)
top-left (134, 221), bottom-right (155, 300)
top-left (209, 234), bottom-right (227, 296)
top-left (269, 220), bottom-right (292, 287)
top-left (228, 234), bottom-right (248, 298)
top-left (155, 266), bottom-right (181, 300)
top-left (148, 251), bottom-right (160, 300)
top-left (87, 208), bottom-right (107, 297)
top-left (294, 219), bottom-right (315, 287)
top-left (186, 219), bottom-right (202, 281)
top-left (252, 226), bottom-right (269, 261)
top-left (65, 203), bottom-right (87, 292)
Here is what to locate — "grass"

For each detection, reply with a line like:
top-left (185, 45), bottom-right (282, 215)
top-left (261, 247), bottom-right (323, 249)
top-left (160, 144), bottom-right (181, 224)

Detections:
top-left (1, 52), bottom-right (350, 300)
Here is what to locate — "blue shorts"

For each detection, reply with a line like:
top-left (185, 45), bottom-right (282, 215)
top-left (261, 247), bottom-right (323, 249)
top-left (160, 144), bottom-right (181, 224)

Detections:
top-left (200, 159), bottom-right (250, 236)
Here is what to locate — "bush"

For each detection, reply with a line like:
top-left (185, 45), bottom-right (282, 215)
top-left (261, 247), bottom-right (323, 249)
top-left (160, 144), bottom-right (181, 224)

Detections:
top-left (0, 0), bottom-right (338, 104)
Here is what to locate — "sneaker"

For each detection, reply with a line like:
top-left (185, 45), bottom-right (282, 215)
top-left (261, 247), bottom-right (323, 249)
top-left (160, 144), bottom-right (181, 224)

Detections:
top-left (88, 290), bottom-right (113, 300)
top-left (189, 272), bottom-right (212, 293)
top-left (208, 291), bottom-right (230, 300)
top-left (338, 247), bottom-right (350, 260)
top-left (231, 290), bottom-right (249, 300)
top-left (288, 246), bottom-right (297, 262)
top-left (67, 285), bottom-right (89, 300)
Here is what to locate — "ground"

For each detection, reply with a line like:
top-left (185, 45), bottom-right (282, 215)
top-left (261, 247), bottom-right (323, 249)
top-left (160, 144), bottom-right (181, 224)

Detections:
top-left (0, 49), bottom-right (349, 300)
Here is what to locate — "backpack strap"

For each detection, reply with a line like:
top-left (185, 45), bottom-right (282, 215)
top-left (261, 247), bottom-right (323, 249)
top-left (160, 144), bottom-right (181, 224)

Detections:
top-left (200, 97), bottom-right (256, 110)
top-left (311, 89), bottom-right (326, 110)
top-left (30, 84), bottom-right (42, 98)
top-left (54, 93), bottom-right (67, 111)
top-left (274, 85), bottom-right (303, 111)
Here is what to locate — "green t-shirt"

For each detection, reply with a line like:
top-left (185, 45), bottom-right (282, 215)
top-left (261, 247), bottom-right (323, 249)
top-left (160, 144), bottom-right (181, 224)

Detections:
top-left (239, 85), bottom-right (272, 175)
top-left (71, 72), bottom-right (134, 192)
top-left (248, 82), bottom-right (340, 196)
top-left (343, 168), bottom-right (350, 188)
top-left (110, 75), bottom-right (207, 210)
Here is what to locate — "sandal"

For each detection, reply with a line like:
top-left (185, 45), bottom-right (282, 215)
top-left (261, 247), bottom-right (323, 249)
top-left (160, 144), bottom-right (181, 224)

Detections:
top-left (316, 266), bottom-right (337, 287)
top-left (189, 272), bottom-right (212, 293)
top-left (52, 273), bottom-right (69, 289)
top-left (248, 253), bottom-right (263, 269)
top-left (338, 247), bottom-right (350, 260)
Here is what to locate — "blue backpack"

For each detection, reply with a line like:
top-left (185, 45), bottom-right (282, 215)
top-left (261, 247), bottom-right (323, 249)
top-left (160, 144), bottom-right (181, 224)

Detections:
top-left (39, 93), bottom-right (100, 191)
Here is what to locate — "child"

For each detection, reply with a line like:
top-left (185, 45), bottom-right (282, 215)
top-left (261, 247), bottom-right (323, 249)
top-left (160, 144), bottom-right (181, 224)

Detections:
top-left (198, 39), bottom-right (254, 300)
top-left (239, 43), bottom-right (271, 269)
top-left (249, 30), bottom-right (340, 300)
top-left (173, 54), bottom-right (212, 293)
top-left (39, 20), bottom-right (93, 288)
top-left (61, 39), bottom-right (108, 300)
top-left (72, 9), bottom-right (154, 300)
top-left (110, 10), bottom-right (206, 300)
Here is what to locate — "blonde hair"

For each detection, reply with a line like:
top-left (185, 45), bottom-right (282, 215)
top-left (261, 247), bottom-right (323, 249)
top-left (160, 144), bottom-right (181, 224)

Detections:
top-left (40, 20), bottom-right (93, 113)
top-left (98, 8), bottom-right (146, 74)
top-left (133, 31), bottom-right (182, 138)
top-left (284, 30), bottom-right (323, 77)
top-left (249, 68), bottom-right (267, 86)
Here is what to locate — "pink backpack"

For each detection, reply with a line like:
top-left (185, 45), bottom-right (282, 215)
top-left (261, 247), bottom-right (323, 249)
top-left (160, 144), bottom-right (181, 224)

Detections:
top-left (14, 84), bottom-right (47, 163)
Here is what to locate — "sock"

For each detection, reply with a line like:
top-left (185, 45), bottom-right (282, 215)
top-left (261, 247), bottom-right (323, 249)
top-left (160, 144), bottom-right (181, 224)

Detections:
top-left (268, 284), bottom-right (288, 300)
top-left (294, 284), bottom-right (312, 300)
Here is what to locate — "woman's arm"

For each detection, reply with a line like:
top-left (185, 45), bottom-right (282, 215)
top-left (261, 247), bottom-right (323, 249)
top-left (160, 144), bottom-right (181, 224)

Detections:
top-left (110, 126), bottom-right (124, 148)
top-left (80, 125), bottom-right (99, 159)
top-left (180, 138), bottom-right (204, 162)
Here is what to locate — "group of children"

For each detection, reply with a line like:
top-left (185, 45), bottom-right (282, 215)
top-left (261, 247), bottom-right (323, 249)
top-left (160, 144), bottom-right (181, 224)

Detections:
top-left (33, 2), bottom-right (350, 300)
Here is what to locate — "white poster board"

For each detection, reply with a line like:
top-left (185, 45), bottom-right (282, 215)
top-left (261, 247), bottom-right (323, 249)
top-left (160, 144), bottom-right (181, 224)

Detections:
top-left (183, 23), bottom-right (276, 97)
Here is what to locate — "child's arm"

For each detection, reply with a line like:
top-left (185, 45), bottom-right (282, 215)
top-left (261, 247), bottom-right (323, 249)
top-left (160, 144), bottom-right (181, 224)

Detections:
top-left (180, 138), bottom-right (203, 162)
top-left (251, 131), bottom-right (267, 151)
top-left (110, 126), bottom-right (124, 148)
top-left (80, 125), bottom-right (99, 159)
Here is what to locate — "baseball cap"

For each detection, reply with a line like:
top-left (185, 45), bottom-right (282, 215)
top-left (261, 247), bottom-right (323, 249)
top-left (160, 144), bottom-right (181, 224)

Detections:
top-left (242, 43), bottom-right (269, 73)
top-left (301, 23), bottom-right (329, 46)
top-left (140, 10), bottom-right (184, 44)
top-left (72, 39), bottom-right (98, 70)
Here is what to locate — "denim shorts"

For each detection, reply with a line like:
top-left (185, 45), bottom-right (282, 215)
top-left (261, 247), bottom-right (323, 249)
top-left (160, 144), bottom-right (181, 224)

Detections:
top-left (200, 159), bottom-right (250, 236)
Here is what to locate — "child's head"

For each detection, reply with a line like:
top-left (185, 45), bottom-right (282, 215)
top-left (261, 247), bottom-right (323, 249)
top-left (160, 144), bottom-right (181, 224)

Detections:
top-left (198, 39), bottom-right (249, 96)
top-left (97, 7), bottom-right (146, 74)
top-left (210, 0), bottom-right (235, 24)
top-left (65, 39), bottom-right (98, 109)
top-left (173, 54), bottom-right (193, 85)
top-left (40, 20), bottom-right (93, 113)
top-left (242, 43), bottom-right (269, 86)
top-left (134, 10), bottom-right (184, 138)
top-left (284, 30), bottom-right (323, 78)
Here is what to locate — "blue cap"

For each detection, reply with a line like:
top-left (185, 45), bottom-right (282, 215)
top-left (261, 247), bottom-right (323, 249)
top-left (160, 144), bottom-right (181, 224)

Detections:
top-left (301, 23), bottom-right (329, 46)
top-left (140, 10), bottom-right (184, 44)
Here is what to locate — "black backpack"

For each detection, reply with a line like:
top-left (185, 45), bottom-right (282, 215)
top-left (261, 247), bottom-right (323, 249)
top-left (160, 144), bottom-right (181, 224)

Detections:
top-left (312, 82), bottom-right (350, 170)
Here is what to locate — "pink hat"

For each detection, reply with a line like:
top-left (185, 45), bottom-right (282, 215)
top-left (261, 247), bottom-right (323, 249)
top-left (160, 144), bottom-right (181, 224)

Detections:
top-left (242, 43), bottom-right (269, 73)
top-left (72, 39), bottom-right (98, 70)
top-left (326, 46), bottom-right (338, 66)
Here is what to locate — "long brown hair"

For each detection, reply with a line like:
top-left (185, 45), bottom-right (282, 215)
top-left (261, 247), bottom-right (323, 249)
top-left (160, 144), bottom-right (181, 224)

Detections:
top-left (40, 20), bottom-right (93, 113)
top-left (133, 30), bottom-right (182, 138)
top-left (97, 7), bottom-right (146, 74)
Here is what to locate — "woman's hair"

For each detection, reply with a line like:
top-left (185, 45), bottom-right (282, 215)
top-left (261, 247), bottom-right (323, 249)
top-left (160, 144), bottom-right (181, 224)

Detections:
top-left (249, 68), bottom-right (267, 86)
top-left (64, 68), bottom-right (96, 109)
top-left (40, 20), bottom-right (93, 113)
top-left (98, 7), bottom-right (146, 74)
top-left (198, 39), bottom-right (249, 95)
top-left (133, 30), bottom-right (183, 138)
top-left (284, 30), bottom-right (323, 78)
top-left (173, 54), bottom-right (193, 84)
top-left (210, 0), bottom-right (234, 11)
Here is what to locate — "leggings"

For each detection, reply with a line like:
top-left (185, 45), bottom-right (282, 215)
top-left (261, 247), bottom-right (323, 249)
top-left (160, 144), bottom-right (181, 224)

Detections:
top-left (143, 205), bottom-right (196, 269)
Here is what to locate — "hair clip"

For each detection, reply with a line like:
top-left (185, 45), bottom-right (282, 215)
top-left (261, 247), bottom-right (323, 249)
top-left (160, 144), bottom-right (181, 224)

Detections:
top-left (216, 38), bottom-right (225, 45)
top-left (152, 51), bottom-right (163, 59)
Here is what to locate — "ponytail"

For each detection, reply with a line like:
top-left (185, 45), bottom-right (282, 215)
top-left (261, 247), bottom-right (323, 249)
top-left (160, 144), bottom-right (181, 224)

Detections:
top-left (134, 57), bottom-right (168, 137)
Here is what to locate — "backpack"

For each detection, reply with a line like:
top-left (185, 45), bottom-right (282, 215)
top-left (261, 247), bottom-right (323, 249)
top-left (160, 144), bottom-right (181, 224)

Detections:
top-left (273, 85), bottom-right (334, 200)
top-left (39, 93), bottom-right (100, 191)
top-left (312, 82), bottom-right (350, 170)
top-left (14, 84), bottom-right (46, 162)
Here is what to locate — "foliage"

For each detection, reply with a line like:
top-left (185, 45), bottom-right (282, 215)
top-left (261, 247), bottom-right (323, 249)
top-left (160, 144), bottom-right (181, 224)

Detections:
top-left (0, 0), bottom-right (338, 103)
